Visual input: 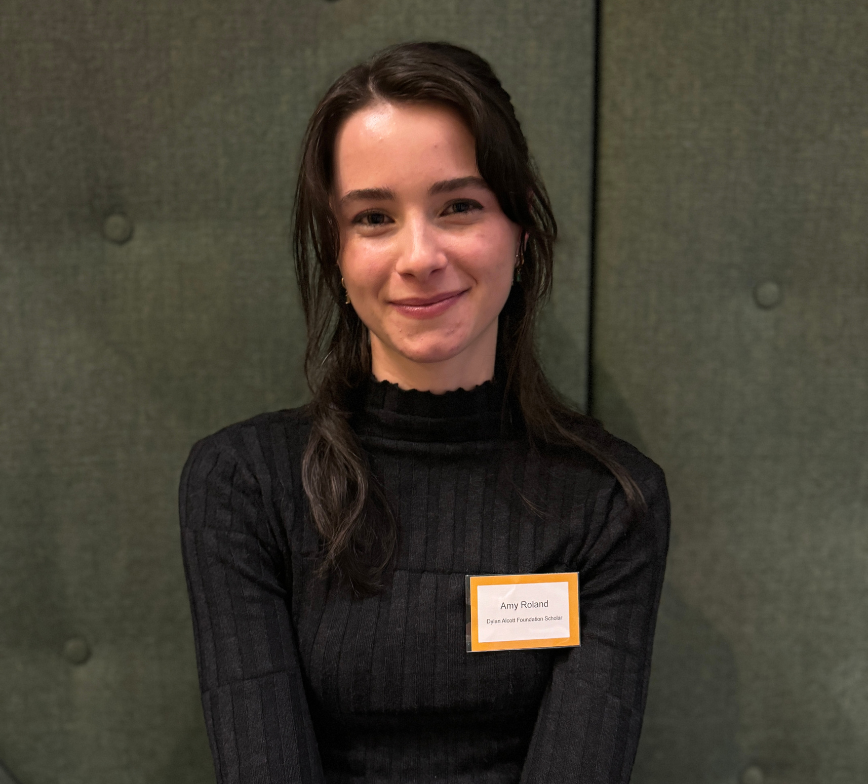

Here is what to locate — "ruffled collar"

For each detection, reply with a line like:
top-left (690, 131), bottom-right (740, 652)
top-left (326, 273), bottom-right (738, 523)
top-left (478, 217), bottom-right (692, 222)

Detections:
top-left (352, 376), bottom-right (517, 443)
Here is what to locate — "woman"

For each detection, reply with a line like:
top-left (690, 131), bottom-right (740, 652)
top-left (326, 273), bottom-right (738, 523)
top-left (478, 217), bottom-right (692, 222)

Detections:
top-left (180, 41), bottom-right (669, 783)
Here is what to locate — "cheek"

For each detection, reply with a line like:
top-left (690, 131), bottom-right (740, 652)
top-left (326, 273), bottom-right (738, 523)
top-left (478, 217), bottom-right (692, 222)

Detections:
top-left (468, 230), bottom-right (517, 289)
top-left (340, 242), bottom-right (388, 292)
top-left (340, 248), bottom-right (396, 335)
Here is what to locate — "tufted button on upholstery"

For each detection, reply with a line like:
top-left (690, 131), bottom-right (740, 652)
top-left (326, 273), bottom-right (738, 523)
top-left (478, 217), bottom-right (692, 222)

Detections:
top-left (753, 280), bottom-right (782, 309)
top-left (103, 212), bottom-right (134, 244)
top-left (741, 765), bottom-right (765, 784)
top-left (63, 637), bottom-right (91, 665)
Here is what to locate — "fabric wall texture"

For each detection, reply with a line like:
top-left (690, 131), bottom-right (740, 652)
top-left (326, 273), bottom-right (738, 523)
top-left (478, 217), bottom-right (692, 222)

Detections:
top-left (0, 1), bottom-right (594, 782)
top-left (2, 1), bottom-right (867, 783)
top-left (594, 2), bottom-right (868, 784)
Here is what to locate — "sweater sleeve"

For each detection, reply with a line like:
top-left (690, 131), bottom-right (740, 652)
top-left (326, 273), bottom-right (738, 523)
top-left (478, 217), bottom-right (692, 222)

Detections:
top-left (519, 461), bottom-right (671, 784)
top-left (178, 430), bottom-right (325, 784)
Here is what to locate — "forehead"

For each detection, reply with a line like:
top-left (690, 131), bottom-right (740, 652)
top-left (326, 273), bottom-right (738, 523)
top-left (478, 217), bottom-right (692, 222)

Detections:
top-left (333, 101), bottom-right (479, 191)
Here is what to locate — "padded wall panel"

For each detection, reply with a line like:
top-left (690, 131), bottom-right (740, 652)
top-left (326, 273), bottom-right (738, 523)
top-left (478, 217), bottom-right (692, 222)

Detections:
top-left (0, 2), bottom-right (595, 782)
top-left (593, 2), bottom-right (868, 783)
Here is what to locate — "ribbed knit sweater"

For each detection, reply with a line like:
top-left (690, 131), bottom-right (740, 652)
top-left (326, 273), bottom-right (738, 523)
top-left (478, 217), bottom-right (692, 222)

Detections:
top-left (179, 379), bottom-right (670, 784)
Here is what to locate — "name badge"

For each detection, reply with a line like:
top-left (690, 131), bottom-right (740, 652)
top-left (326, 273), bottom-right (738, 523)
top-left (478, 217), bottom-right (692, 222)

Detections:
top-left (465, 572), bottom-right (580, 653)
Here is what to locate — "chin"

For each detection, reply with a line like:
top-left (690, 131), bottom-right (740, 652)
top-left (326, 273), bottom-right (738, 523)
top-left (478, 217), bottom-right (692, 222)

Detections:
top-left (396, 336), bottom-right (468, 365)
top-left (401, 346), bottom-right (464, 365)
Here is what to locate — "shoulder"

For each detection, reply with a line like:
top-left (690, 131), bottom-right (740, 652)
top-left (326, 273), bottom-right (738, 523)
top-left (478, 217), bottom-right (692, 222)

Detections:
top-left (549, 417), bottom-right (670, 547)
top-left (593, 428), bottom-right (671, 559)
top-left (599, 428), bottom-right (667, 500)
top-left (550, 413), bottom-right (667, 498)
top-left (179, 406), bottom-right (312, 532)
top-left (184, 406), bottom-right (312, 473)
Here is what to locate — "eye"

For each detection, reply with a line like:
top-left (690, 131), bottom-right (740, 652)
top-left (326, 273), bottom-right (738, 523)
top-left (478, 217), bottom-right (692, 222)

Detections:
top-left (444, 199), bottom-right (482, 216)
top-left (353, 210), bottom-right (392, 227)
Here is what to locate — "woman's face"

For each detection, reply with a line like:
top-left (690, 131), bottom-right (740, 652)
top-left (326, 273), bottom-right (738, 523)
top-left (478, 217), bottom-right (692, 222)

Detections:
top-left (332, 100), bottom-right (521, 392)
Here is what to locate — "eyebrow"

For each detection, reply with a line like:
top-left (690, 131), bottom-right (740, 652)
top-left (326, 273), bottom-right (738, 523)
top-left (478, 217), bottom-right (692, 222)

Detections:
top-left (429, 175), bottom-right (489, 196)
top-left (338, 176), bottom-right (490, 207)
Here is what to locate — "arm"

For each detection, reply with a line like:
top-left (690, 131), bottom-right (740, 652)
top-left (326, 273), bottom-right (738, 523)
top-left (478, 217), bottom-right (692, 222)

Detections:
top-left (520, 463), bottom-right (671, 783)
top-left (179, 430), bottom-right (325, 784)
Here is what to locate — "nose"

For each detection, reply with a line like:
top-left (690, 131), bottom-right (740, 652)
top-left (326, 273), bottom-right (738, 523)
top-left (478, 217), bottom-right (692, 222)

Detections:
top-left (394, 212), bottom-right (447, 281)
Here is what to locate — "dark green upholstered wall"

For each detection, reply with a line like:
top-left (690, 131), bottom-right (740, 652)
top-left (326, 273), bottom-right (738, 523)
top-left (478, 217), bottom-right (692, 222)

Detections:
top-left (594, 2), bottom-right (868, 783)
top-left (0, 1), bottom-right (594, 782)
top-left (3, 0), bottom-right (867, 782)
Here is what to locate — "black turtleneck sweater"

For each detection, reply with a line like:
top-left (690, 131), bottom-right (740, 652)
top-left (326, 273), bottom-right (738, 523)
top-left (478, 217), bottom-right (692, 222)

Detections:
top-left (178, 380), bottom-right (670, 784)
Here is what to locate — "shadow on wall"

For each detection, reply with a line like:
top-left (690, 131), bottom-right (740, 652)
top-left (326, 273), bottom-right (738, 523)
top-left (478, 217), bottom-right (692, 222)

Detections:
top-left (537, 303), bottom-right (589, 413)
top-left (594, 365), bottom-right (741, 782)
top-left (0, 760), bottom-right (20, 784)
top-left (155, 687), bottom-right (213, 784)
top-left (632, 584), bottom-right (741, 783)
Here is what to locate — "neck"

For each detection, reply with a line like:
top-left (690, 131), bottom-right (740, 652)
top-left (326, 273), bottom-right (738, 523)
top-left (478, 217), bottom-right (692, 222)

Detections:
top-left (370, 330), bottom-right (496, 394)
top-left (355, 372), bottom-right (509, 444)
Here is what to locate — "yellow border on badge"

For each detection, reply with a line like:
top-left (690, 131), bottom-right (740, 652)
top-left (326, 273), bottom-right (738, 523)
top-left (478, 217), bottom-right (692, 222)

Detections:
top-left (468, 572), bottom-right (580, 653)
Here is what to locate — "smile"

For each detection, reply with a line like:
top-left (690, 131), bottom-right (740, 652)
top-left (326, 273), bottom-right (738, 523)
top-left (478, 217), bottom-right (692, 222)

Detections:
top-left (390, 290), bottom-right (467, 319)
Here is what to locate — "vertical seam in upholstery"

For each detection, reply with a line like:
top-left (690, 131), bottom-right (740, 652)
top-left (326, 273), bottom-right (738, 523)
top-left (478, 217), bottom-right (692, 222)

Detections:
top-left (586, 0), bottom-right (604, 418)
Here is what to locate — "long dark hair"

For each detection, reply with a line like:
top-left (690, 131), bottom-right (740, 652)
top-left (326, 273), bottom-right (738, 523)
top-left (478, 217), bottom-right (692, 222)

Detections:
top-left (293, 41), bottom-right (645, 595)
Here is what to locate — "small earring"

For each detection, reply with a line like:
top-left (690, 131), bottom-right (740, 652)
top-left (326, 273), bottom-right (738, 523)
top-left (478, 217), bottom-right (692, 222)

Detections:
top-left (341, 276), bottom-right (350, 305)
top-left (514, 248), bottom-right (523, 284)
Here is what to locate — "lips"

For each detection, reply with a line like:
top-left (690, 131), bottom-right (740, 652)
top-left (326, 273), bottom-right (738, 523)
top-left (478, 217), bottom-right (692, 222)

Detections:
top-left (389, 289), bottom-right (467, 318)
top-left (391, 290), bottom-right (465, 307)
